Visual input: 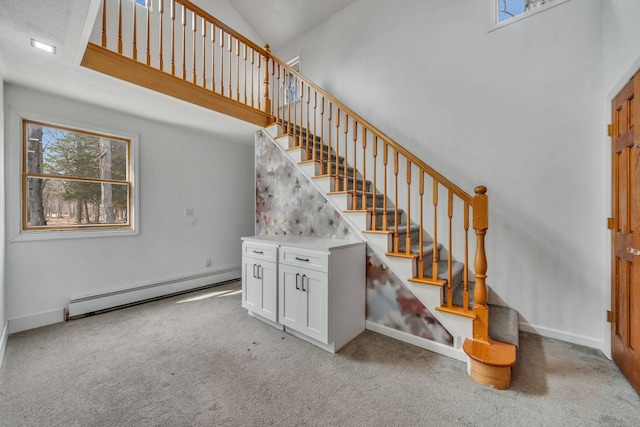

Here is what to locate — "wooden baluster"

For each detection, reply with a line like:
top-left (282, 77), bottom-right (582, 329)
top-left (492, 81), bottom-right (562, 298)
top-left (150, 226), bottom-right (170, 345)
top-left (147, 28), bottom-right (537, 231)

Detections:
top-left (447, 190), bottom-right (454, 307)
top-left (192, 12), bottom-right (197, 83)
top-left (236, 39), bottom-right (240, 101)
top-left (276, 61), bottom-right (285, 133)
top-left (262, 45), bottom-right (271, 114)
top-left (334, 109), bottom-right (341, 191)
top-left (432, 180), bottom-right (439, 281)
top-left (300, 79), bottom-right (304, 144)
top-left (132, 0), bottom-right (138, 60)
top-left (118, 0), bottom-right (123, 54)
top-left (327, 103), bottom-right (333, 176)
top-left (201, 17), bottom-right (206, 87)
top-left (371, 136), bottom-right (378, 228)
top-left (210, 23), bottom-right (215, 92)
top-left (361, 129), bottom-right (367, 212)
top-left (299, 82), bottom-right (305, 148)
top-left (312, 92), bottom-right (318, 163)
top-left (293, 81), bottom-right (299, 143)
top-left (418, 171), bottom-right (425, 277)
top-left (219, 29), bottom-right (224, 95)
top-left (319, 96), bottom-right (325, 171)
top-left (101, 0), bottom-right (107, 47)
top-left (382, 143), bottom-right (388, 231)
top-left (393, 150), bottom-right (399, 253)
top-left (271, 58), bottom-right (276, 115)
top-left (286, 66), bottom-right (291, 134)
top-left (306, 86), bottom-right (311, 160)
top-left (406, 159), bottom-right (412, 255)
top-left (145, 0), bottom-right (151, 65)
top-left (243, 44), bottom-right (247, 104)
top-left (352, 121), bottom-right (358, 209)
top-left (343, 115), bottom-right (349, 195)
top-left (227, 34), bottom-right (232, 97)
top-left (472, 186), bottom-right (489, 342)
top-left (158, 0), bottom-right (164, 71)
top-left (250, 48), bottom-right (255, 107)
top-left (464, 201), bottom-right (470, 312)
top-left (181, 5), bottom-right (186, 80)
top-left (170, 1), bottom-right (175, 75)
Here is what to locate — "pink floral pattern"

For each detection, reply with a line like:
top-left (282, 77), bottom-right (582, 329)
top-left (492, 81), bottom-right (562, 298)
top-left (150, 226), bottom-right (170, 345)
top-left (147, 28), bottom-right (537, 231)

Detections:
top-left (255, 133), bottom-right (452, 346)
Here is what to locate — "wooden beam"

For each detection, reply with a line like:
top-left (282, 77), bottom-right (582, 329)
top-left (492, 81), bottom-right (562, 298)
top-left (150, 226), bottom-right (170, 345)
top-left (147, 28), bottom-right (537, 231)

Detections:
top-left (81, 43), bottom-right (273, 128)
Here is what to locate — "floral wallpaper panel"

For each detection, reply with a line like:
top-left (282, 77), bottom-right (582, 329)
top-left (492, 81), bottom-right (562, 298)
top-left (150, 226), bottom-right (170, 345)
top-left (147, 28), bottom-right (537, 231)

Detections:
top-left (255, 133), bottom-right (453, 346)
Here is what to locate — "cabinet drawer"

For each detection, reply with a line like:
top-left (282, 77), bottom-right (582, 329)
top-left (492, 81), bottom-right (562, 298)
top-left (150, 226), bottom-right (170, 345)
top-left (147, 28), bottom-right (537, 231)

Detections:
top-left (243, 241), bottom-right (278, 262)
top-left (279, 246), bottom-right (328, 272)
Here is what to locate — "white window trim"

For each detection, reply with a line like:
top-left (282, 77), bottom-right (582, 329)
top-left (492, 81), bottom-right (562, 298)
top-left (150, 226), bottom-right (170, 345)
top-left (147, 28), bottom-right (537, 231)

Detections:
top-left (7, 106), bottom-right (140, 242)
top-left (487, 0), bottom-right (573, 33)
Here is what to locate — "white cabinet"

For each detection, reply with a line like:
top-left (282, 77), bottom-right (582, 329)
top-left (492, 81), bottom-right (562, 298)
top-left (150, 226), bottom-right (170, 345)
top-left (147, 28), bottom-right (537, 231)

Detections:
top-left (241, 236), bottom-right (366, 353)
top-left (279, 263), bottom-right (328, 344)
top-left (241, 241), bottom-right (278, 323)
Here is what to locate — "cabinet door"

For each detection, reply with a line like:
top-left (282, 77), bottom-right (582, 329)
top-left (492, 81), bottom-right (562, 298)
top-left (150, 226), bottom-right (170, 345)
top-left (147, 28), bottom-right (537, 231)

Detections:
top-left (279, 264), bottom-right (328, 343)
top-left (242, 259), bottom-right (277, 322)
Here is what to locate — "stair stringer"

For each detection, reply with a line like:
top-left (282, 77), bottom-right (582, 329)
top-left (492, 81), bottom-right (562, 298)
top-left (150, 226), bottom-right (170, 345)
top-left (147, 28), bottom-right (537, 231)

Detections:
top-left (261, 126), bottom-right (473, 363)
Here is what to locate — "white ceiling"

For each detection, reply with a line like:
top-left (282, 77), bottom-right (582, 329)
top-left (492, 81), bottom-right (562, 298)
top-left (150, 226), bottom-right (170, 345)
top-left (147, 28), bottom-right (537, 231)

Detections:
top-left (0, 0), bottom-right (356, 144)
top-left (229, 0), bottom-right (359, 52)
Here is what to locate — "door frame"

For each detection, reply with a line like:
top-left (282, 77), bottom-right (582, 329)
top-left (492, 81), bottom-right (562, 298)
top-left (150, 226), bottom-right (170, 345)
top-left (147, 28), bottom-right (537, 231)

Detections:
top-left (605, 55), bottom-right (640, 360)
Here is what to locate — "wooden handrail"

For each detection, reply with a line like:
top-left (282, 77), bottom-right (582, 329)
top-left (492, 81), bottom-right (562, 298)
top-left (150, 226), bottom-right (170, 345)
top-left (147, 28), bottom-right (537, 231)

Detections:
top-left (268, 55), bottom-right (473, 204)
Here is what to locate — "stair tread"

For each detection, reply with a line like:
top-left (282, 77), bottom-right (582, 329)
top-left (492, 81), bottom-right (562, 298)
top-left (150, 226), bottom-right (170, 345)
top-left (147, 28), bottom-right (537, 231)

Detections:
top-left (463, 338), bottom-right (516, 367)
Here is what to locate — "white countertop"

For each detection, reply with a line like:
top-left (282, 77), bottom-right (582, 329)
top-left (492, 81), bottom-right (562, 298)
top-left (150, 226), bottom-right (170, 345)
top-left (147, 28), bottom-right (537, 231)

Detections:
top-left (242, 235), bottom-right (365, 252)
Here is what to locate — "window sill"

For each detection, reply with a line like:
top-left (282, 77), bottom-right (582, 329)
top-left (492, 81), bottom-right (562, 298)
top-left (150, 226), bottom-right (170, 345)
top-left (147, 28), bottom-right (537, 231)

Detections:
top-left (11, 227), bottom-right (139, 243)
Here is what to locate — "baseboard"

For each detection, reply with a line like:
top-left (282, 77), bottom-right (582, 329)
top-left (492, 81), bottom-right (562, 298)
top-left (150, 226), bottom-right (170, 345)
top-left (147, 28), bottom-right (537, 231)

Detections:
top-left (519, 321), bottom-right (604, 351)
top-left (8, 309), bottom-right (64, 334)
top-left (365, 321), bottom-right (468, 363)
top-left (0, 321), bottom-right (9, 368)
top-left (68, 267), bottom-right (241, 318)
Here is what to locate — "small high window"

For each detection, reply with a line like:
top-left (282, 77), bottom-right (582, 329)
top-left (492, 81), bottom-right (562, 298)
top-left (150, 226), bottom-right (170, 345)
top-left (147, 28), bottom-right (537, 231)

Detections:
top-left (496, 0), bottom-right (562, 24)
top-left (284, 57), bottom-right (301, 105)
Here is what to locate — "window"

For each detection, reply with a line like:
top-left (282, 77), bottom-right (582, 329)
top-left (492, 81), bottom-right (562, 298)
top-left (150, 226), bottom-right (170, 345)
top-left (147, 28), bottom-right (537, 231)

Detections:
top-left (284, 56), bottom-right (301, 105)
top-left (492, 0), bottom-right (570, 28)
top-left (22, 121), bottom-right (132, 231)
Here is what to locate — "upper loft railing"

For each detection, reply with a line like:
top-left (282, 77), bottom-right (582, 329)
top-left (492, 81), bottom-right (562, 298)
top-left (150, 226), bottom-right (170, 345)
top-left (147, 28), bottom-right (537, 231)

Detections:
top-left (88, 0), bottom-right (491, 343)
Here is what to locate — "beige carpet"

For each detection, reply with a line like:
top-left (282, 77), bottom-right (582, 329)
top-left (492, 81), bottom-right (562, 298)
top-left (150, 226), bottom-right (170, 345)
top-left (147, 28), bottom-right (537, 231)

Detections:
top-left (1, 281), bottom-right (639, 426)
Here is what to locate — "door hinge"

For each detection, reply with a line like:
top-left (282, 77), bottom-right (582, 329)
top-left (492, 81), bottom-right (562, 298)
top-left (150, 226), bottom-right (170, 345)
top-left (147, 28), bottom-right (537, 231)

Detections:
top-left (607, 217), bottom-right (614, 230)
top-left (606, 310), bottom-right (614, 323)
top-left (608, 124), bottom-right (613, 136)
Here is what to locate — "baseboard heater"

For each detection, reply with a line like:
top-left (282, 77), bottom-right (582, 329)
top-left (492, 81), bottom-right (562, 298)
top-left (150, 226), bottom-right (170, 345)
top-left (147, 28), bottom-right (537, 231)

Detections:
top-left (67, 267), bottom-right (240, 319)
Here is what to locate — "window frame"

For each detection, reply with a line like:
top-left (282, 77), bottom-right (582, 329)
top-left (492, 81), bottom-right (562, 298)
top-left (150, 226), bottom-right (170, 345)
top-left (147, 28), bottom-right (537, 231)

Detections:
top-left (487, 0), bottom-right (573, 32)
top-left (8, 107), bottom-right (140, 241)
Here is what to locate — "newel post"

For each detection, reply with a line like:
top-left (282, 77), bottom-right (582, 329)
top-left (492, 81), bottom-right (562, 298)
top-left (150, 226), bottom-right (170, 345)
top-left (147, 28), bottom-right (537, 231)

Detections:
top-left (472, 185), bottom-right (489, 342)
top-left (262, 44), bottom-right (272, 114)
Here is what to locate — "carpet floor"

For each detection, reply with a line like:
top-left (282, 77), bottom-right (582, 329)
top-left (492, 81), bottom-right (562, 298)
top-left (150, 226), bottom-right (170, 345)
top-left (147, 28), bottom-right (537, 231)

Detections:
top-left (0, 280), bottom-right (639, 427)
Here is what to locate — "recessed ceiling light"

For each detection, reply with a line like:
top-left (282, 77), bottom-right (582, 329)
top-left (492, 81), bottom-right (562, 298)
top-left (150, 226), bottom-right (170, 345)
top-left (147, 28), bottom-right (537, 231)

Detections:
top-left (30, 38), bottom-right (56, 54)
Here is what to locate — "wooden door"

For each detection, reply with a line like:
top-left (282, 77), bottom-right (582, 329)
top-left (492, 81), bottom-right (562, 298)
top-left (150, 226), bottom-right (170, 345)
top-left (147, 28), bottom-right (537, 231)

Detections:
top-left (611, 73), bottom-right (640, 396)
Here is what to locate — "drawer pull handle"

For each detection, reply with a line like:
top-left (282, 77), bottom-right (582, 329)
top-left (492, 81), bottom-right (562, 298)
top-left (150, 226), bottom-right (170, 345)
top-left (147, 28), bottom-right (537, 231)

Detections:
top-left (295, 257), bottom-right (310, 262)
top-left (253, 250), bottom-right (264, 255)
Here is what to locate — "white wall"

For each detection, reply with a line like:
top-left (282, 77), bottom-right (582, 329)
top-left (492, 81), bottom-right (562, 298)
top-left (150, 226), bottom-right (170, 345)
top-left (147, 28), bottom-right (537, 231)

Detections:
top-left (277, 0), bottom-right (607, 349)
top-left (603, 0), bottom-right (640, 95)
top-left (4, 84), bottom-right (255, 331)
top-left (0, 75), bottom-right (7, 343)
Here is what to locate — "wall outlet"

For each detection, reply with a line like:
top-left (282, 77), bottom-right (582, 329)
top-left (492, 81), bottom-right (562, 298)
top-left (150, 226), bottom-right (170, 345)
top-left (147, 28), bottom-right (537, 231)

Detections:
top-left (205, 258), bottom-right (212, 268)
top-left (184, 208), bottom-right (194, 217)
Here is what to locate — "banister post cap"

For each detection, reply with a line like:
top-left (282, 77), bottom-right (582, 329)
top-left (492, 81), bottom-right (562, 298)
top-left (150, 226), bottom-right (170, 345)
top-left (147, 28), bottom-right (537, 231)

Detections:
top-left (474, 186), bottom-right (487, 195)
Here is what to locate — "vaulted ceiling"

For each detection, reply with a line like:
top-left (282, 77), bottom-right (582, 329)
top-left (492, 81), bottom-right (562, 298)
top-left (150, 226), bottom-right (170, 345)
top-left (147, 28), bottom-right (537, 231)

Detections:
top-left (0, 0), bottom-right (357, 142)
top-left (229, 0), bottom-right (359, 51)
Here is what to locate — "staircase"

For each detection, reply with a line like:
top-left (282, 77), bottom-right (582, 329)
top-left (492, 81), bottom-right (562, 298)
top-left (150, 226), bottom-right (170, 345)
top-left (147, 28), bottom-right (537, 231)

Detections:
top-left (265, 122), bottom-right (518, 389)
top-left (83, 0), bottom-right (519, 389)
